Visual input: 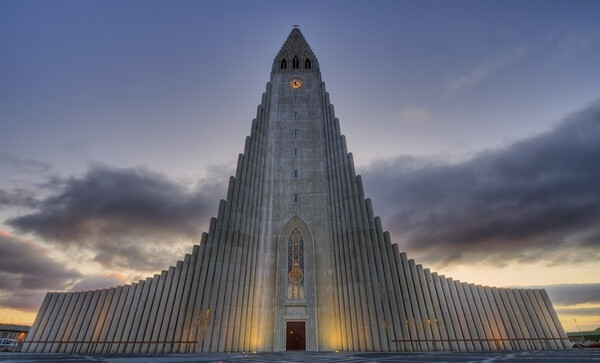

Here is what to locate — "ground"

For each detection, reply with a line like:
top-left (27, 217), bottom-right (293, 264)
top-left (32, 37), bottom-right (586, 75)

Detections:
top-left (1, 350), bottom-right (599, 362)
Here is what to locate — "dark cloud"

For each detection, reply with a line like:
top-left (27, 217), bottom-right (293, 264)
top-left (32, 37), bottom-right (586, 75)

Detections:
top-left (0, 233), bottom-right (81, 311)
top-left (364, 100), bottom-right (600, 266)
top-left (537, 283), bottom-right (600, 306)
top-left (0, 188), bottom-right (39, 208)
top-left (7, 165), bottom-right (220, 271)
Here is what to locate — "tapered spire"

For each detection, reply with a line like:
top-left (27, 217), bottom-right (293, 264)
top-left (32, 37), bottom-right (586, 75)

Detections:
top-left (272, 26), bottom-right (319, 74)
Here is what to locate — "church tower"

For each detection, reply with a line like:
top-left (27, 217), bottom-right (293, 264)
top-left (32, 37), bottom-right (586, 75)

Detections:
top-left (22, 27), bottom-right (570, 354)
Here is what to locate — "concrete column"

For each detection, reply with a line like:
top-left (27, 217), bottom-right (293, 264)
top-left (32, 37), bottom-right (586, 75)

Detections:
top-left (401, 255), bottom-right (427, 351)
top-left (393, 246), bottom-right (418, 351)
top-left (476, 285), bottom-right (502, 350)
top-left (382, 233), bottom-right (410, 351)
top-left (341, 150), bottom-right (377, 351)
top-left (519, 289), bottom-right (548, 349)
top-left (323, 92), bottom-right (346, 351)
top-left (330, 116), bottom-right (355, 351)
top-left (423, 270), bottom-right (448, 350)
top-left (497, 288), bottom-right (527, 350)
top-left (91, 288), bottom-right (116, 353)
top-left (39, 293), bottom-right (67, 352)
top-left (46, 293), bottom-right (74, 352)
top-left (482, 287), bottom-right (508, 350)
top-left (22, 293), bottom-right (52, 352)
top-left (539, 289), bottom-right (570, 348)
top-left (491, 287), bottom-right (518, 350)
top-left (165, 256), bottom-right (191, 353)
top-left (205, 176), bottom-right (238, 352)
top-left (55, 293), bottom-right (82, 352)
top-left (418, 266), bottom-right (442, 351)
top-left (180, 244), bottom-right (204, 353)
top-left (190, 234), bottom-right (214, 352)
top-left (158, 261), bottom-right (183, 353)
top-left (111, 283), bottom-right (137, 353)
top-left (81, 289), bottom-right (108, 353)
top-left (353, 175), bottom-right (386, 351)
top-left (461, 282), bottom-right (489, 350)
top-left (74, 290), bottom-right (101, 352)
top-left (219, 156), bottom-right (247, 353)
top-left (439, 277), bottom-right (465, 351)
top-left (33, 293), bottom-right (61, 352)
top-left (431, 273), bottom-right (457, 351)
top-left (508, 288), bottom-right (542, 349)
top-left (533, 289), bottom-right (562, 348)
top-left (468, 284), bottom-right (494, 350)
top-left (243, 110), bottom-right (267, 352)
top-left (126, 277), bottom-right (153, 353)
top-left (119, 281), bottom-right (144, 353)
top-left (132, 275), bottom-right (160, 353)
top-left (200, 184), bottom-right (233, 352)
top-left (67, 291), bottom-right (94, 353)
top-left (173, 250), bottom-right (197, 353)
top-left (143, 271), bottom-right (167, 353)
top-left (335, 136), bottom-right (364, 350)
top-left (97, 286), bottom-right (123, 353)
top-left (374, 216), bottom-right (405, 352)
top-left (150, 268), bottom-right (175, 353)
top-left (450, 280), bottom-right (474, 351)
top-left (525, 289), bottom-right (557, 349)
top-left (237, 123), bottom-right (265, 352)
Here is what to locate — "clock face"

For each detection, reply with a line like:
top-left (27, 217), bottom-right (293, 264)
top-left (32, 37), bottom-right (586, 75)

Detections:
top-left (289, 78), bottom-right (303, 89)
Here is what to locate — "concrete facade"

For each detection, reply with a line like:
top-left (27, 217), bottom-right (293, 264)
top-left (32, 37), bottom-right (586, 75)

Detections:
top-left (22, 27), bottom-right (570, 353)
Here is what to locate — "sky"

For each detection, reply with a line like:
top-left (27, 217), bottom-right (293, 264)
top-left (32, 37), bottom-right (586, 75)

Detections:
top-left (1, 0), bottom-right (599, 333)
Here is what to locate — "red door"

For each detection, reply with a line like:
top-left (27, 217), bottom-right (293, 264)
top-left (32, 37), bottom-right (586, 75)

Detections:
top-left (286, 321), bottom-right (306, 351)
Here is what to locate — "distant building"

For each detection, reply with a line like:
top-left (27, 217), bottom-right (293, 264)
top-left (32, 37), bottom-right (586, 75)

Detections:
top-left (0, 324), bottom-right (29, 341)
top-left (568, 327), bottom-right (600, 346)
top-left (23, 27), bottom-right (570, 353)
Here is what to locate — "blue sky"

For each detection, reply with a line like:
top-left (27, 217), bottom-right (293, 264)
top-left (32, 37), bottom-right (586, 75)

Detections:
top-left (1, 0), bottom-right (599, 331)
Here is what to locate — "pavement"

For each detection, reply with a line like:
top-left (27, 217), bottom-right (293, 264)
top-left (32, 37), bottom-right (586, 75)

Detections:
top-left (0, 350), bottom-right (599, 363)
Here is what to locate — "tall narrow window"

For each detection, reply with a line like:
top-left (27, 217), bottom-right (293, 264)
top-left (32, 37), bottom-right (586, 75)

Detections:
top-left (281, 59), bottom-right (287, 69)
top-left (287, 228), bottom-right (305, 300)
top-left (292, 56), bottom-right (299, 69)
top-left (293, 169), bottom-right (298, 178)
top-left (305, 58), bottom-right (311, 69)
top-left (294, 96), bottom-right (298, 102)
top-left (294, 112), bottom-right (298, 119)
top-left (293, 129), bottom-right (298, 137)
top-left (294, 148), bottom-right (298, 156)
top-left (293, 193), bottom-right (298, 203)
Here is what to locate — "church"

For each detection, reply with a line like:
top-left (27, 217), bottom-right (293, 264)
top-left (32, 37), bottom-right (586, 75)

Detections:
top-left (22, 27), bottom-right (569, 353)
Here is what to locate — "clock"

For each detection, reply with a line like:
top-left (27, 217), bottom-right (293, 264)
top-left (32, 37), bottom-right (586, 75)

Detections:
top-left (289, 78), bottom-right (303, 89)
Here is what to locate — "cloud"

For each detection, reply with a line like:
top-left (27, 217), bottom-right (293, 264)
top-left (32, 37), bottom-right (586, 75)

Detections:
top-left (443, 44), bottom-right (527, 95)
top-left (555, 307), bottom-right (600, 317)
top-left (364, 100), bottom-right (600, 266)
top-left (70, 273), bottom-right (129, 291)
top-left (0, 188), bottom-right (39, 208)
top-left (7, 165), bottom-right (220, 271)
top-left (0, 153), bottom-right (51, 175)
top-left (538, 283), bottom-right (600, 307)
top-left (0, 232), bottom-right (81, 311)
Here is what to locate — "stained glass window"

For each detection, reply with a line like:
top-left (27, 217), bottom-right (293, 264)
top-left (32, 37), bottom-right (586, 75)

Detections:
top-left (287, 228), bottom-right (305, 300)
